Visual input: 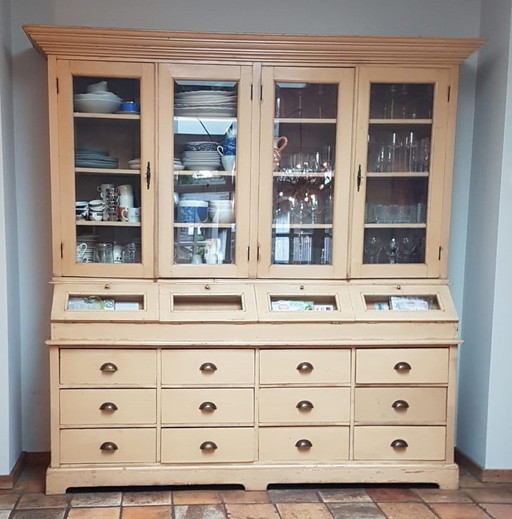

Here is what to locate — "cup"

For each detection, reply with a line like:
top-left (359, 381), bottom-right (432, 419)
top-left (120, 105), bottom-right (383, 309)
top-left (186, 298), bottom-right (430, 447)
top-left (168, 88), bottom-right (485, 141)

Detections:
top-left (119, 206), bottom-right (130, 222)
top-left (89, 211), bottom-right (103, 222)
top-left (204, 238), bottom-right (222, 264)
top-left (122, 242), bottom-right (138, 263)
top-left (221, 155), bottom-right (236, 172)
top-left (120, 101), bottom-right (139, 112)
top-left (76, 242), bottom-right (88, 263)
top-left (94, 242), bottom-right (114, 263)
top-left (127, 207), bottom-right (141, 222)
top-left (113, 244), bottom-right (123, 263)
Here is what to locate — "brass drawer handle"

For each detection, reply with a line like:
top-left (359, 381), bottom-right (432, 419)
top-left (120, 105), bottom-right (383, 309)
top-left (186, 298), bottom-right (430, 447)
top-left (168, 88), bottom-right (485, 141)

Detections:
top-left (391, 400), bottom-right (410, 410)
top-left (296, 400), bottom-right (314, 411)
top-left (296, 362), bottom-right (314, 373)
top-left (99, 402), bottom-right (118, 412)
top-left (199, 401), bottom-right (217, 412)
top-left (390, 439), bottom-right (408, 449)
top-left (200, 441), bottom-right (218, 451)
top-left (295, 439), bottom-right (313, 450)
top-left (199, 362), bottom-right (217, 372)
top-left (100, 441), bottom-right (118, 452)
top-left (393, 361), bottom-right (412, 372)
top-left (100, 362), bottom-right (118, 373)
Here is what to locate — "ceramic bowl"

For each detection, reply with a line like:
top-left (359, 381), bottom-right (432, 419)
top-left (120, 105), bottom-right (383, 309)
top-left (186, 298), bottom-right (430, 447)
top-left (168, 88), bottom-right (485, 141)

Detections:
top-left (183, 141), bottom-right (219, 152)
top-left (74, 97), bottom-right (122, 113)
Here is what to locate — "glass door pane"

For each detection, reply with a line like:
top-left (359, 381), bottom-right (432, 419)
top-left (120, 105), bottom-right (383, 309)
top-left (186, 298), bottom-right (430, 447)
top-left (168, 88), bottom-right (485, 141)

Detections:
top-left (173, 80), bottom-right (238, 266)
top-left (271, 81), bottom-right (337, 266)
top-left (364, 82), bottom-right (433, 266)
top-left (61, 61), bottom-right (154, 277)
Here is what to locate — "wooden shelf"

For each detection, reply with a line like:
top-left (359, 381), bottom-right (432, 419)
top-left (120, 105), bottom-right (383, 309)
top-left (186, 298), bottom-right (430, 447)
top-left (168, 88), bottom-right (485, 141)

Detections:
top-left (366, 172), bottom-right (429, 178)
top-left (76, 221), bottom-right (141, 227)
top-left (364, 223), bottom-right (426, 229)
top-left (74, 112), bottom-right (140, 120)
top-left (369, 118), bottom-right (432, 124)
top-left (75, 167), bottom-right (139, 175)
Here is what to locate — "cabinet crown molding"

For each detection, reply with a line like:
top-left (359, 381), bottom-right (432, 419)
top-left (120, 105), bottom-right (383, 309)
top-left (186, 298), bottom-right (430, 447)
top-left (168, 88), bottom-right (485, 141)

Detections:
top-left (24, 25), bottom-right (483, 65)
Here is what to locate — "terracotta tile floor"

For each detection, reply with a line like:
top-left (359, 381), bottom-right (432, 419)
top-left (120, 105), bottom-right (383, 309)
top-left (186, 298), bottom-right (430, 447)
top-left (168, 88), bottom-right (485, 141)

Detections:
top-left (2, 464), bottom-right (512, 518)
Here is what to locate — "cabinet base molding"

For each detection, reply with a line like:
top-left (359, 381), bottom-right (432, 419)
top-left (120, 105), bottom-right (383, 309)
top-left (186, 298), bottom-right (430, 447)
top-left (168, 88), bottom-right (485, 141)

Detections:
top-left (455, 448), bottom-right (512, 483)
top-left (45, 463), bottom-right (459, 495)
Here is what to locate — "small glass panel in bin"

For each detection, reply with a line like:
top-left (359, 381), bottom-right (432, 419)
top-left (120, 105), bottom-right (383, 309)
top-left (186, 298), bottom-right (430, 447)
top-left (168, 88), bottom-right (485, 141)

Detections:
top-left (173, 80), bottom-right (238, 265)
top-left (270, 295), bottom-right (337, 311)
top-left (67, 294), bottom-right (144, 311)
top-left (364, 294), bottom-right (440, 311)
top-left (73, 75), bottom-right (142, 266)
top-left (272, 82), bottom-right (338, 265)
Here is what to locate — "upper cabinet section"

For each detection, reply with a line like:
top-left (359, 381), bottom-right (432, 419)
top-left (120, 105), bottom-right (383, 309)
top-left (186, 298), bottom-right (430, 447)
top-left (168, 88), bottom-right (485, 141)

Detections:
top-left (350, 68), bottom-right (454, 278)
top-left (25, 25), bottom-right (482, 280)
top-left (55, 60), bottom-right (155, 278)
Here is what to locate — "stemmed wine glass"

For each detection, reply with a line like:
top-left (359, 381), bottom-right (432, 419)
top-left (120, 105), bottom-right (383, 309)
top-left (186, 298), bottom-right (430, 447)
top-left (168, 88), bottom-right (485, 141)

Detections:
top-left (364, 234), bottom-right (383, 264)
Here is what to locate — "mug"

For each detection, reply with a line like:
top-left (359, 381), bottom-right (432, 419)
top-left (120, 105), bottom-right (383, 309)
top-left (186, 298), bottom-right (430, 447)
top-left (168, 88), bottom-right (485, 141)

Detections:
top-left (127, 207), bottom-right (141, 223)
top-left (221, 155), bottom-right (236, 172)
top-left (89, 211), bottom-right (103, 222)
top-left (273, 135), bottom-right (288, 171)
top-left (119, 206), bottom-right (130, 222)
top-left (113, 244), bottom-right (123, 263)
top-left (76, 242), bottom-right (88, 262)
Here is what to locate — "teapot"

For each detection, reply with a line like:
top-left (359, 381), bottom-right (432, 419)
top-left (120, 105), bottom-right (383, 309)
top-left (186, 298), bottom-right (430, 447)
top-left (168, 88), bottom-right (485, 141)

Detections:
top-left (273, 136), bottom-right (288, 171)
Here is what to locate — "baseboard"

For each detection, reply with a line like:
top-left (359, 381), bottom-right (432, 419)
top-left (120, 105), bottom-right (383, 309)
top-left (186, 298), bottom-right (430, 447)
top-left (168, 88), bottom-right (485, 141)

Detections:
top-left (0, 452), bottom-right (26, 489)
top-left (455, 448), bottom-right (512, 483)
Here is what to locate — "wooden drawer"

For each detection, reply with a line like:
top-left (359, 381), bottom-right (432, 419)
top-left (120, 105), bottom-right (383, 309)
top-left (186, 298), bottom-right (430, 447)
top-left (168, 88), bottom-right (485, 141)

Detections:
top-left (162, 389), bottom-right (254, 425)
top-left (259, 388), bottom-right (350, 424)
top-left (355, 387), bottom-right (447, 423)
top-left (354, 426), bottom-right (446, 460)
top-left (60, 389), bottom-right (156, 425)
top-left (260, 349), bottom-right (351, 385)
top-left (60, 428), bottom-right (156, 464)
top-left (161, 349), bottom-right (254, 386)
top-left (356, 348), bottom-right (449, 384)
top-left (60, 349), bottom-right (157, 386)
top-left (161, 427), bottom-right (254, 463)
top-left (259, 427), bottom-right (349, 461)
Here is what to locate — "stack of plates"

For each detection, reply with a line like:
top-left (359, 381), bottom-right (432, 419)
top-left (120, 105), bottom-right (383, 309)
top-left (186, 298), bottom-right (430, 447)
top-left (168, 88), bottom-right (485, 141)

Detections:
top-left (174, 158), bottom-right (185, 171)
top-left (174, 90), bottom-right (237, 117)
top-left (128, 158), bottom-right (141, 170)
top-left (75, 148), bottom-right (119, 169)
top-left (182, 150), bottom-right (221, 171)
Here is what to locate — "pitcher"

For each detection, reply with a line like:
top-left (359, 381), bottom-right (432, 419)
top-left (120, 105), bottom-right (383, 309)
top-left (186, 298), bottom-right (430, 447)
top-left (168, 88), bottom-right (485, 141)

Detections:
top-left (273, 136), bottom-right (288, 171)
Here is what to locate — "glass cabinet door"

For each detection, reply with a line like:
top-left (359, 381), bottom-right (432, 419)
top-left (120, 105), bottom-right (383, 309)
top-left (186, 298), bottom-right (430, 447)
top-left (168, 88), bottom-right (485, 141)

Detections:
top-left (56, 61), bottom-right (155, 277)
top-left (158, 64), bottom-right (252, 277)
top-left (257, 67), bottom-right (355, 278)
top-left (351, 68), bottom-right (452, 278)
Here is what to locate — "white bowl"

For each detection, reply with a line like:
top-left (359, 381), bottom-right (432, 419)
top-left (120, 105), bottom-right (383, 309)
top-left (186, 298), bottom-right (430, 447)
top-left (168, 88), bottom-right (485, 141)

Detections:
top-left (74, 98), bottom-right (122, 113)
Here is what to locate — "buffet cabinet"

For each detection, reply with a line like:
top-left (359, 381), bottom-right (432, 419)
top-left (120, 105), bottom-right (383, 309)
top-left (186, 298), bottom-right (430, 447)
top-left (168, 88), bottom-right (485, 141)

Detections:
top-left (23, 25), bottom-right (481, 493)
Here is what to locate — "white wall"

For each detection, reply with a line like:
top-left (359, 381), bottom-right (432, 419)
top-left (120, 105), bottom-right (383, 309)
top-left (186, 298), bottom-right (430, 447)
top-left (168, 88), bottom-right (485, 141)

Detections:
top-left (458, 0), bottom-right (512, 468)
top-left (8, 0), bottom-right (482, 454)
top-left (0, 0), bottom-right (22, 475)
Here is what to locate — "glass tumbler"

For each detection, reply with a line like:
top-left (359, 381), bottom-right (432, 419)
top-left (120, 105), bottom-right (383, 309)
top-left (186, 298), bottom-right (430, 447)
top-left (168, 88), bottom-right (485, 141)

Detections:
top-left (94, 243), bottom-right (114, 263)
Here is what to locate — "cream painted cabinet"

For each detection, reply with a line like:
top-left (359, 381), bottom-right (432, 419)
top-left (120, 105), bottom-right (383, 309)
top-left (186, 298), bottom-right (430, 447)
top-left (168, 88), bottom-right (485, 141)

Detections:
top-left (25, 24), bottom-right (481, 495)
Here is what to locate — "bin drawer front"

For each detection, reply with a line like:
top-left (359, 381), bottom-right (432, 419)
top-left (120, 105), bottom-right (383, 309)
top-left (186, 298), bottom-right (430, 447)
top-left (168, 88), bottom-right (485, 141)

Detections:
top-left (162, 388), bottom-right (254, 424)
top-left (356, 348), bottom-right (449, 384)
top-left (60, 428), bottom-right (156, 464)
top-left (259, 427), bottom-right (349, 462)
top-left (260, 349), bottom-right (350, 385)
top-left (161, 428), bottom-right (254, 463)
top-left (354, 387), bottom-right (447, 423)
top-left (162, 350), bottom-right (254, 386)
top-left (354, 426), bottom-right (446, 461)
top-left (60, 389), bottom-right (156, 425)
top-left (60, 349), bottom-right (157, 386)
top-left (259, 387), bottom-right (350, 424)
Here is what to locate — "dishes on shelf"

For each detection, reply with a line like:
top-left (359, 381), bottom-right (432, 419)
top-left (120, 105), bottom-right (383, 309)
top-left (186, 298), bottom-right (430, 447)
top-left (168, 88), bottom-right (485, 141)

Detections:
top-left (75, 148), bottom-right (119, 169)
top-left (174, 90), bottom-right (237, 117)
top-left (182, 150), bottom-right (221, 171)
top-left (174, 158), bottom-right (185, 171)
top-left (74, 92), bottom-right (122, 113)
top-left (128, 158), bottom-right (141, 170)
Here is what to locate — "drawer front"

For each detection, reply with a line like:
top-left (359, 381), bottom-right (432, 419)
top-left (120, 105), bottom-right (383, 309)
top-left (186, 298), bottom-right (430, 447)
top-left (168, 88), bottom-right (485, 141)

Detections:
top-left (162, 388), bottom-right (254, 425)
top-left (60, 428), bottom-right (156, 464)
top-left (259, 388), bottom-right (350, 424)
top-left (161, 427), bottom-right (254, 463)
top-left (356, 348), bottom-right (449, 384)
top-left (259, 427), bottom-right (349, 461)
top-left (162, 349), bottom-right (254, 386)
top-left (354, 426), bottom-right (446, 461)
top-left (260, 349), bottom-right (351, 385)
top-left (355, 387), bottom-right (447, 423)
top-left (60, 389), bottom-right (156, 425)
top-left (60, 349), bottom-right (157, 386)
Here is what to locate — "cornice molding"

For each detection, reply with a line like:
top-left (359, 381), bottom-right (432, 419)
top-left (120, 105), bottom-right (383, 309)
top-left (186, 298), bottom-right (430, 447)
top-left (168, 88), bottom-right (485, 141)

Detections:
top-left (24, 25), bottom-right (483, 66)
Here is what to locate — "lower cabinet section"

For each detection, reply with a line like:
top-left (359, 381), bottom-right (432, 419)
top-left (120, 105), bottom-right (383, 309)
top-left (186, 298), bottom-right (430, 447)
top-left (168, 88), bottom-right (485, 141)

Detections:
top-left (161, 427), bottom-right (255, 463)
top-left (60, 428), bottom-right (157, 464)
top-left (259, 427), bottom-right (349, 461)
top-left (49, 344), bottom-right (458, 493)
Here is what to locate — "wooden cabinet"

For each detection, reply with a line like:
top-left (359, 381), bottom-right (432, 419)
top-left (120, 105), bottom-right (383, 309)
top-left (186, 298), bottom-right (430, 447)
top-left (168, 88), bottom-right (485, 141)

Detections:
top-left (25, 24), bottom-right (481, 494)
